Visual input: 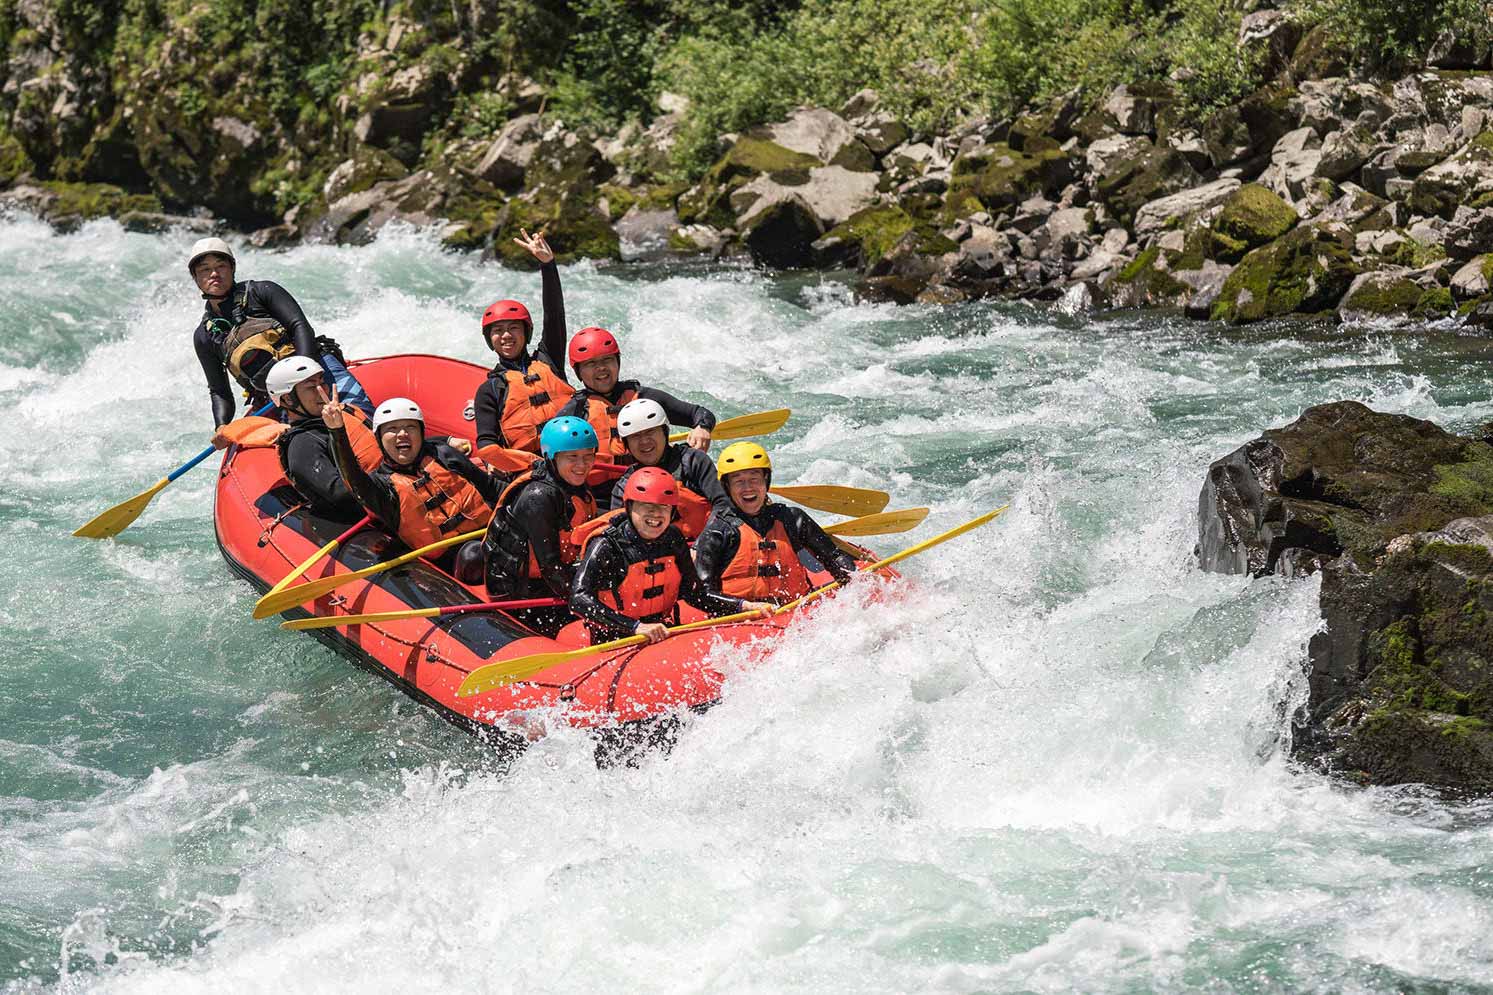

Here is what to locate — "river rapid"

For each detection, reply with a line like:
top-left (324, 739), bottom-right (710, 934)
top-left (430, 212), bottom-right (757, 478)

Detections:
top-left (3, 216), bottom-right (1493, 993)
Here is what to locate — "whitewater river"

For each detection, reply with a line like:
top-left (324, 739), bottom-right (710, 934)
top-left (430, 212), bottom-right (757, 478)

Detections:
top-left (4, 215), bottom-right (1493, 993)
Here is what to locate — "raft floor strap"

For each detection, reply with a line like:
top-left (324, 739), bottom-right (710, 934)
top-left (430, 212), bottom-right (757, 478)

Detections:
top-left (258, 501), bottom-right (307, 547)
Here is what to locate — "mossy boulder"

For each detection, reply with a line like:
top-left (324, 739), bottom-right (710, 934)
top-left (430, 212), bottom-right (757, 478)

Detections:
top-left (1338, 271), bottom-right (1426, 323)
top-left (1210, 184), bottom-right (1297, 262)
top-left (677, 137), bottom-right (821, 229)
top-left (1210, 223), bottom-right (1359, 324)
top-left (39, 181), bottom-right (161, 229)
top-left (0, 128), bottom-right (36, 185)
top-left (1093, 142), bottom-right (1199, 225)
top-left (491, 126), bottom-right (620, 265)
top-left (943, 142), bottom-right (1071, 219)
top-left (1409, 131), bottom-right (1493, 219)
top-left (811, 204), bottom-right (916, 269)
top-left (1107, 245), bottom-right (1189, 309)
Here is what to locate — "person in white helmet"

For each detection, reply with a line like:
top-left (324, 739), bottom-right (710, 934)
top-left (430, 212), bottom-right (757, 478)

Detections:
top-left (265, 356), bottom-right (383, 519)
top-left (320, 392), bottom-right (509, 580)
top-left (608, 397), bottom-right (729, 539)
top-left (188, 237), bottom-right (372, 448)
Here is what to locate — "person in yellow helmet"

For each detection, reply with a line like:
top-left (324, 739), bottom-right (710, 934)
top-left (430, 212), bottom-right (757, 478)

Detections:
top-left (693, 442), bottom-right (857, 602)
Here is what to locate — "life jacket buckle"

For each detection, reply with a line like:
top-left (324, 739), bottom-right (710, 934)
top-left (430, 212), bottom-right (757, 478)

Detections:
top-left (642, 585), bottom-right (665, 599)
top-left (643, 561), bottom-right (666, 575)
top-left (527, 391), bottom-right (551, 407)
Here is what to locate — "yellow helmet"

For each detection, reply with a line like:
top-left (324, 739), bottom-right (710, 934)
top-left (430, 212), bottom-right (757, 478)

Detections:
top-left (716, 441), bottom-right (771, 479)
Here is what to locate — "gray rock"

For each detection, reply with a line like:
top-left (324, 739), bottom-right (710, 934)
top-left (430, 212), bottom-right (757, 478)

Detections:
top-left (1360, 147), bottom-right (1401, 197)
top-left (1132, 178), bottom-right (1242, 238)
top-left (476, 113), bottom-right (544, 189)
top-left (734, 165), bottom-right (879, 230)
top-left (1035, 207), bottom-right (1091, 259)
top-left (670, 223), bottom-right (728, 256)
top-left (1355, 229), bottom-right (1408, 255)
top-left (755, 107), bottom-right (859, 164)
top-left (118, 211), bottom-right (215, 235)
top-left (1260, 128), bottom-right (1323, 201)
top-left (1446, 206), bottom-right (1493, 260)
top-left (1408, 216), bottom-right (1448, 245)
top-left (1085, 135), bottom-right (1150, 178)
top-left (1167, 130), bottom-right (1213, 173)
top-left (741, 194), bottom-right (824, 268)
top-left (1100, 227), bottom-right (1130, 255)
top-left (1156, 230), bottom-right (1186, 253)
top-left (840, 88), bottom-right (880, 120)
top-left (1176, 260), bottom-right (1235, 319)
top-left (953, 230), bottom-right (1012, 279)
top-left (1316, 128), bottom-right (1373, 182)
top-left (1102, 85), bottom-right (1160, 136)
top-left (615, 207), bottom-right (680, 261)
top-left (854, 112), bottom-right (910, 156)
top-left (1010, 195), bottom-right (1056, 233)
top-left (1384, 177), bottom-right (1416, 201)
top-left (1451, 256), bottom-right (1491, 299)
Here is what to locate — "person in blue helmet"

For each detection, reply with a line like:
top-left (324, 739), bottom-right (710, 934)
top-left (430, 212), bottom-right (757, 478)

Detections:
top-left (482, 415), bottom-right (601, 636)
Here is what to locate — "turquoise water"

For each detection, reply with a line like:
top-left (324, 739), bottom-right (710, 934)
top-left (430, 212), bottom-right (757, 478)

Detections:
top-left (3, 216), bottom-right (1493, 993)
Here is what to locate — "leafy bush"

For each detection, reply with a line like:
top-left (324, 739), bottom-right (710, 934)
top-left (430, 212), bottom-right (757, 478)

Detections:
top-left (1291, 0), bottom-right (1493, 71)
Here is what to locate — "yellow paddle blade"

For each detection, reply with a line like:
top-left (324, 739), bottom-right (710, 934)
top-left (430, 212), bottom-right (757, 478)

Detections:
top-left (830, 535), bottom-right (868, 559)
top-left (770, 484), bottom-right (890, 516)
top-left (73, 477), bottom-right (170, 539)
top-left (824, 507), bottom-right (929, 537)
top-left (253, 527), bottom-right (485, 618)
top-left (282, 606), bottom-right (442, 631)
top-left (255, 536), bottom-right (345, 618)
top-left (456, 608), bottom-right (767, 697)
top-left (669, 408), bottom-right (790, 445)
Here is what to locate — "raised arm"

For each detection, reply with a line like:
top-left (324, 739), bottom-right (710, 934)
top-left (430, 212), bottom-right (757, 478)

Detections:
top-left (254, 280), bottom-right (317, 357)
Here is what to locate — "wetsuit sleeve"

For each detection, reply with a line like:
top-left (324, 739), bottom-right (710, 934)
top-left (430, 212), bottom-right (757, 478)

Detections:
top-left (639, 385), bottom-right (716, 431)
top-left (693, 518), bottom-right (741, 590)
top-left (556, 391), bottom-right (586, 419)
top-left (473, 378), bottom-right (507, 449)
top-left (193, 320), bottom-right (236, 427)
top-left (568, 537), bottom-right (641, 634)
top-left (682, 448), bottom-right (731, 511)
top-left (676, 542), bottom-right (748, 616)
top-left (782, 506), bottom-right (858, 581)
top-left (285, 431), bottom-right (356, 510)
top-left (252, 280), bottom-right (317, 357)
top-left (435, 439), bottom-right (507, 505)
top-left (534, 261), bottom-right (569, 383)
top-left (515, 487), bottom-right (577, 597)
top-left (329, 424), bottom-right (400, 528)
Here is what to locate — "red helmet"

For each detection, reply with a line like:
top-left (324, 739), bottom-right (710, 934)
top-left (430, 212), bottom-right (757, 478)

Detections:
top-left (623, 466), bottom-right (679, 506)
top-left (482, 300), bottom-right (532, 341)
top-left (568, 326), bottom-right (620, 367)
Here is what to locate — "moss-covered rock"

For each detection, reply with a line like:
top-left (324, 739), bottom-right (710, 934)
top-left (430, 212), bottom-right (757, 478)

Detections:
top-left (1107, 245), bottom-right (1189, 309)
top-left (1210, 224), bottom-right (1359, 324)
top-left (1338, 272), bottom-right (1425, 323)
top-left (812, 205), bottom-right (916, 269)
top-left (943, 142), bottom-right (1071, 219)
top-left (676, 138), bottom-right (821, 228)
top-left (1409, 131), bottom-right (1493, 219)
top-left (1210, 184), bottom-right (1297, 262)
top-left (1094, 142), bottom-right (1199, 225)
top-left (0, 128), bottom-right (35, 185)
top-left (40, 181), bottom-right (161, 227)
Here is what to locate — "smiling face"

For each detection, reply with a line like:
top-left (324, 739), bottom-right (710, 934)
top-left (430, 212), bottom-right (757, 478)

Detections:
top-left (486, 319), bottom-right (528, 361)
top-left (289, 372), bottom-right (327, 417)
top-left (629, 499), bottom-right (673, 540)
top-left (192, 254), bottom-right (234, 298)
top-left (576, 355), bottom-right (620, 394)
top-left (379, 419), bottom-right (424, 466)
top-left (551, 448), bottom-right (597, 486)
top-left (726, 468), bottom-right (768, 516)
top-left (624, 426), bottom-right (667, 466)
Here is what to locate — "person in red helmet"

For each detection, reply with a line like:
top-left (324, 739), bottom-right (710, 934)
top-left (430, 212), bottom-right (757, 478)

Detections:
top-left (470, 229), bottom-right (576, 453)
top-left (556, 325), bottom-right (717, 463)
top-left (568, 467), bottom-right (771, 645)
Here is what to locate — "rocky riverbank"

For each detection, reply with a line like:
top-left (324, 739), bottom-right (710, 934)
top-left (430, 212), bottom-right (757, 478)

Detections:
top-left (1198, 401), bottom-right (1493, 793)
top-left (3, 5), bottom-right (1493, 327)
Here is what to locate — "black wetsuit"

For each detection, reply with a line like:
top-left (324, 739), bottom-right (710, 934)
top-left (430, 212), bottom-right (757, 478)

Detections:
top-left (609, 444), bottom-right (730, 513)
top-left (570, 517), bottom-right (746, 643)
top-left (482, 459), bottom-right (597, 635)
top-left (276, 415), bottom-right (363, 519)
top-left (472, 260), bottom-right (570, 449)
top-left (695, 502), bottom-right (858, 590)
top-left (193, 280), bottom-right (317, 426)
top-left (329, 426), bottom-right (505, 577)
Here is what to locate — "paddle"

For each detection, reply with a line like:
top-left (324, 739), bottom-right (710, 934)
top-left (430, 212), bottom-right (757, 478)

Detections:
top-left (823, 507), bottom-right (928, 537)
top-left (280, 596), bottom-right (566, 631)
top-left (770, 484), bottom-right (889, 516)
top-left (74, 402), bottom-right (276, 539)
top-left (251, 526), bottom-right (487, 618)
top-left (252, 515), bottom-right (372, 619)
top-left (455, 504), bottom-right (1009, 697)
top-left (668, 408), bottom-right (789, 445)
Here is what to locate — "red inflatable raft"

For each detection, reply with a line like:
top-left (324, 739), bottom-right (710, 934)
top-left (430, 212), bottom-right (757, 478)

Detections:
top-left (214, 354), bottom-right (845, 748)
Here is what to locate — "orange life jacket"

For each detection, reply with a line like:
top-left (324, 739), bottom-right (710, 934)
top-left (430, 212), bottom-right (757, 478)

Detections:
top-left (389, 450), bottom-right (495, 550)
top-left (497, 469), bottom-right (597, 577)
top-left (581, 387), bottom-right (638, 460)
top-left (496, 363), bottom-right (574, 453)
top-left (721, 517), bottom-right (813, 601)
top-left (673, 485), bottom-right (712, 540)
top-left (569, 508), bottom-right (624, 554)
top-left (601, 547), bottom-right (684, 621)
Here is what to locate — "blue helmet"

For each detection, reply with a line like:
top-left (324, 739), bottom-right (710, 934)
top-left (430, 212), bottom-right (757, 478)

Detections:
top-left (540, 416), bottom-right (599, 459)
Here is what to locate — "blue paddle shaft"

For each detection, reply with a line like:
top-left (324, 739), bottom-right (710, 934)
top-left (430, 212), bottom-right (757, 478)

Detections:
top-left (166, 402), bottom-right (275, 482)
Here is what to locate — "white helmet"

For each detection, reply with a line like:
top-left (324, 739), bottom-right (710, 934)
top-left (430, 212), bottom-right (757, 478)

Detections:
top-left (372, 397), bottom-right (424, 433)
top-left (617, 397), bottom-right (668, 439)
top-left (187, 237), bottom-right (235, 276)
top-left (265, 356), bottom-right (324, 404)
